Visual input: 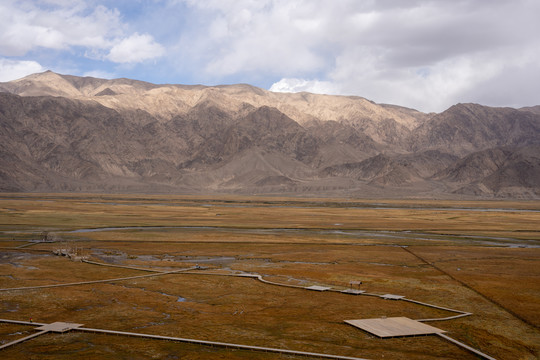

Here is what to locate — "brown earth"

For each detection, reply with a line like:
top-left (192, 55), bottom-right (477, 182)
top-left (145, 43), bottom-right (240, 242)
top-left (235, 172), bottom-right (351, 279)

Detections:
top-left (0, 194), bottom-right (539, 359)
top-left (1, 71), bottom-right (539, 198)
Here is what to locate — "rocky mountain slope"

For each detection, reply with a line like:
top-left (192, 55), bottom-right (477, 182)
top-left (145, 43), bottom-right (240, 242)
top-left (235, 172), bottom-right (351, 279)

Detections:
top-left (1, 71), bottom-right (539, 198)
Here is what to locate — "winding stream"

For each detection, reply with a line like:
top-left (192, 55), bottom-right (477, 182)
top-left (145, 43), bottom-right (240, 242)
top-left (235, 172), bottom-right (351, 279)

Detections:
top-left (64, 225), bottom-right (539, 247)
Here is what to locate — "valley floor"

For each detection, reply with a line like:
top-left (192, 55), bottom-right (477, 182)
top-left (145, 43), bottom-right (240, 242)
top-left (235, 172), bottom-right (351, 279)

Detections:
top-left (0, 194), bottom-right (539, 359)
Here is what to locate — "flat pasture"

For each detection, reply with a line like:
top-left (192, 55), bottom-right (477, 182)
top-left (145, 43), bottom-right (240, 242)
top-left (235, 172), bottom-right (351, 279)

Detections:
top-left (0, 194), bottom-right (539, 359)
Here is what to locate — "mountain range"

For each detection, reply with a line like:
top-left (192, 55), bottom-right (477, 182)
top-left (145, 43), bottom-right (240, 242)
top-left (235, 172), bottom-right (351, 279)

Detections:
top-left (1, 71), bottom-right (539, 198)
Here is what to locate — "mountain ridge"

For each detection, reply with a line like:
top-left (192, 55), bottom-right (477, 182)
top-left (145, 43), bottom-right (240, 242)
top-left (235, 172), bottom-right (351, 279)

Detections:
top-left (1, 71), bottom-right (539, 199)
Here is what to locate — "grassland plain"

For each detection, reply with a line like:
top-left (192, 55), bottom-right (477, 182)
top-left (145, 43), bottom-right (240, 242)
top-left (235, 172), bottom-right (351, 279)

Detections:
top-left (0, 193), bottom-right (539, 359)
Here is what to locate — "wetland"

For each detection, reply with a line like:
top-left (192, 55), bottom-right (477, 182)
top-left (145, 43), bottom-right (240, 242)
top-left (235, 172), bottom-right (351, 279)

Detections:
top-left (0, 193), bottom-right (539, 359)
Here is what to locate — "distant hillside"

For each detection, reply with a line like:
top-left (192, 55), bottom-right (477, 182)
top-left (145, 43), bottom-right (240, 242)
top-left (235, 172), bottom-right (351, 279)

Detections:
top-left (409, 103), bottom-right (540, 156)
top-left (520, 105), bottom-right (540, 115)
top-left (1, 71), bottom-right (539, 198)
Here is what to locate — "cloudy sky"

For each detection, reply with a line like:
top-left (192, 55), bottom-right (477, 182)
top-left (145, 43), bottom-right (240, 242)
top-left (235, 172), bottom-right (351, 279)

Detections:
top-left (1, 0), bottom-right (539, 112)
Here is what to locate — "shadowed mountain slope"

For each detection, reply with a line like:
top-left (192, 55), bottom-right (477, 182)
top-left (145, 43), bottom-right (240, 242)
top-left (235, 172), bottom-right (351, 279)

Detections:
top-left (1, 71), bottom-right (539, 198)
top-left (409, 103), bottom-right (540, 156)
top-left (440, 146), bottom-right (540, 197)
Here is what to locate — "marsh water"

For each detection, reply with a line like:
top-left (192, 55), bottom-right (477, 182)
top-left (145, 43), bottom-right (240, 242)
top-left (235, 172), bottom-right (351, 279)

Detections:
top-left (65, 225), bottom-right (539, 248)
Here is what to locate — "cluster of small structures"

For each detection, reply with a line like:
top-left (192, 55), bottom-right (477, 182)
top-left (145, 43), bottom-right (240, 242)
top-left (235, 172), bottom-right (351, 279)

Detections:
top-left (52, 247), bottom-right (88, 262)
top-left (39, 231), bottom-right (89, 261)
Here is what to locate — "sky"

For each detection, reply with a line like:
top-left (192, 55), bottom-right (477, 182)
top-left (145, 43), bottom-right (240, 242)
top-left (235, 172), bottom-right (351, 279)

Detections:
top-left (0, 0), bottom-right (539, 113)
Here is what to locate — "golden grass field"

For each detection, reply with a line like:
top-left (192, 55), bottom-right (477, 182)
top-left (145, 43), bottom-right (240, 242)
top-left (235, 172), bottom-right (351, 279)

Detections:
top-left (0, 193), bottom-right (539, 359)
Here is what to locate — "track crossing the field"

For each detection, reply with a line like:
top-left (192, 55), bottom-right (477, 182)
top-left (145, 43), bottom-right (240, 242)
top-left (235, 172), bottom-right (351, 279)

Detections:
top-left (0, 259), bottom-right (498, 359)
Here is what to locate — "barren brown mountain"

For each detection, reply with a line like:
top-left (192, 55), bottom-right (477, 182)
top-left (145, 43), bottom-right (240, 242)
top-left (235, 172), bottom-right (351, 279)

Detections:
top-left (1, 71), bottom-right (539, 198)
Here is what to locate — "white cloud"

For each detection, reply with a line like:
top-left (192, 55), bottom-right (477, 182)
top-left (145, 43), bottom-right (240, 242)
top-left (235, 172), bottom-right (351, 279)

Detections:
top-left (0, 1), bottom-right (122, 57)
top-left (269, 78), bottom-right (337, 95)
top-left (178, 0), bottom-right (327, 78)
top-left (1, 0), bottom-right (538, 111)
top-left (179, 0), bottom-right (540, 111)
top-left (107, 33), bottom-right (165, 64)
top-left (0, 1), bottom-right (165, 65)
top-left (0, 58), bottom-right (45, 82)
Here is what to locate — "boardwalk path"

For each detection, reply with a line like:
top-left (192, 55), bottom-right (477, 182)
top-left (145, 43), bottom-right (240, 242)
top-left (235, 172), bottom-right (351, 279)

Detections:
top-left (0, 319), bottom-right (369, 360)
top-left (0, 258), bottom-right (471, 320)
top-left (0, 259), bottom-right (497, 359)
top-left (0, 265), bottom-right (197, 292)
top-left (400, 245), bottom-right (539, 330)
